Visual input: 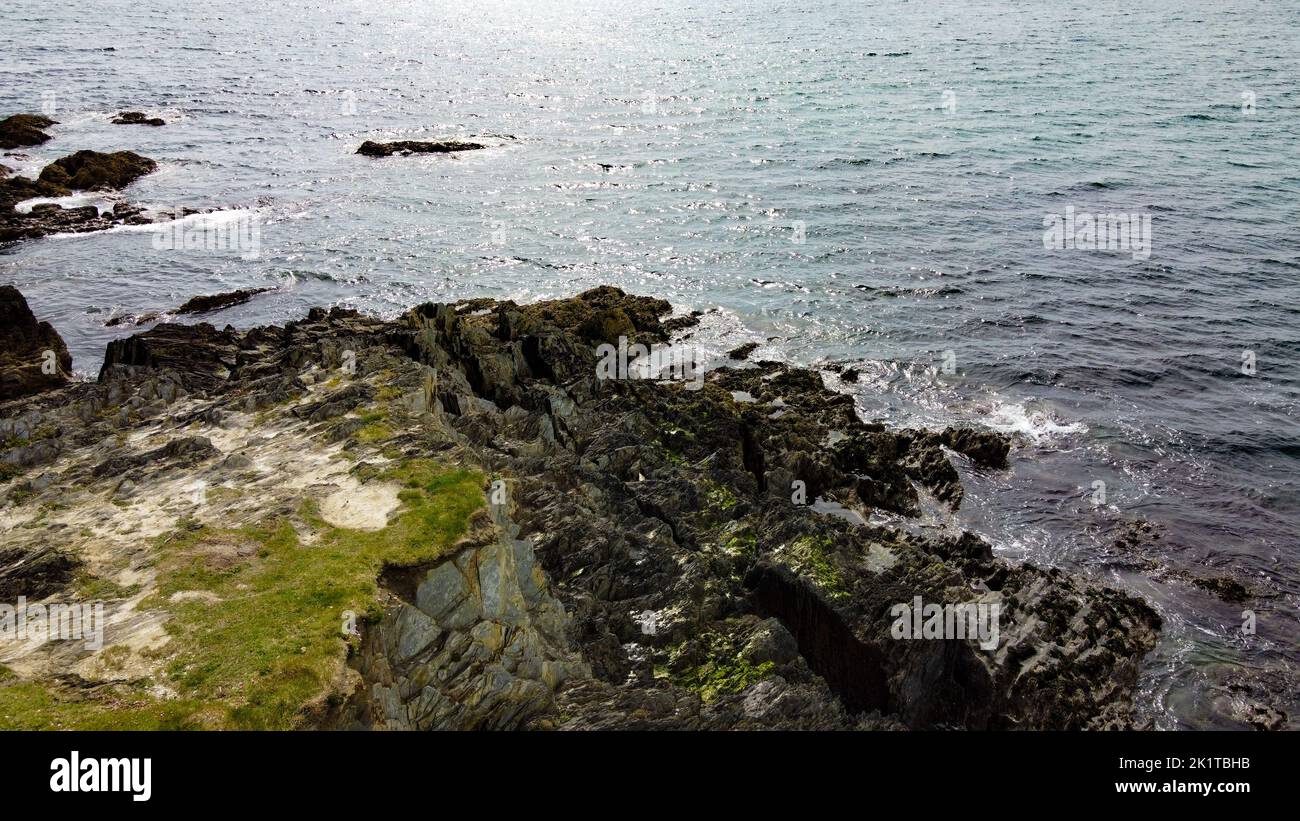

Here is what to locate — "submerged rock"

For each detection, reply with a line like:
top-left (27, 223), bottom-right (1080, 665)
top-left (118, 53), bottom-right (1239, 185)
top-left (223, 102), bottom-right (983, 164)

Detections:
top-left (0, 114), bottom-right (56, 149)
top-left (1192, 575), bottom-right (1251, 603)
top-left (356, 139), bottom-right (486, 157)
top-left (111, 111), bottom-right (165, 126)
top-left (0, 285), bottom-right (73, 401)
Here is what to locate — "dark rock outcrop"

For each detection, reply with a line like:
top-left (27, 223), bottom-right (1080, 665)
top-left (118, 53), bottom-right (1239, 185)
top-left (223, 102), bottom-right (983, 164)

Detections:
top-left (2, 287), bottom-right (1168, 730)
top-left (728, 342), bottom-right (760, 360)
top-left (111, 111), bottom-right (165, 126)
top-left (175, 287), bottom-right (275, 316)
top-left (106, 287), bottom-right (278, 327)
top-left (36, 150), bottom-right (157, 191)
top-left (99, 321), bottom-right (241, 389)
top-left (0, 114), bottom-right (56, 149)
top-left (2, 151), bottom-right (158, 244)
top-left (0, 546), bottom-right (79, 600)
top-left (0, 286), bottom-right (73, 401)
top-left (356, 139), bottom-right (485, 157)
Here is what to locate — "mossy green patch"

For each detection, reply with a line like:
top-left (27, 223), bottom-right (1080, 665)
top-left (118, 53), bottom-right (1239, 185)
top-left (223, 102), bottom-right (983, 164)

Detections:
top-left (676, 658), bottom-right (774, 703)
top-left (75, 574), bottom-right (140, 601)
top-left (0, 681), bottom-right (201, 730)
top-left (701, 479), bottom-right (741, 518)
top-left (354, 417), bottom-right (395, 444)
top-left (665, 627), bottom-right (775, 703)
top-left (783, 535), bottom-right (851, 601)
top-left (0, 460), bottom-right (485, 730)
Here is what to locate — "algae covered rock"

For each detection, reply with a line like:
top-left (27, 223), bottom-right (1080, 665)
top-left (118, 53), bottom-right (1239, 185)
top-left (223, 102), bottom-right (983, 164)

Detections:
top-left (37, 150), bottom-right (157, 191)
top-left (0, 114), bottom-right (56, 149)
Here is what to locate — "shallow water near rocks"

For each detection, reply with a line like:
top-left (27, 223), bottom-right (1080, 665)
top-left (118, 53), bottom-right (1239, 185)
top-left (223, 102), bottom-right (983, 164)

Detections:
top-left (2, 0), bottom-right (1297, 728)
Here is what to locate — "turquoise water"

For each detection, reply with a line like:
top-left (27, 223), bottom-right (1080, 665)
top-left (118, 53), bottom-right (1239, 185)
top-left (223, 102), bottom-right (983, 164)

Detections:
top-left (2, 0), bottom-right (1298, 728)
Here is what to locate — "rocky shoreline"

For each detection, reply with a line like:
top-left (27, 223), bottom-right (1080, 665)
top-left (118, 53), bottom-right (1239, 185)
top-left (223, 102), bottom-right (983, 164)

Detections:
top-left (0, 285), bottom-right (1162, 729)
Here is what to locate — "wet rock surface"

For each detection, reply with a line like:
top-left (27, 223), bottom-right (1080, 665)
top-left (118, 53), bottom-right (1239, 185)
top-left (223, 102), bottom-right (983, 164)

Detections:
top-left (173, 287), bottom-right (275, 316)
top-left (1, 146), bottom-right (159, 244)
top-left (0, 286), bottom-right (1168, 729)
top-left (105, 287), bottom-right (277, 327)
top-left (356, 139), bottom-right (486, 157)
top-left (36, 150), bottom-right (156, 191)
top-left (111, 111), bottom-right (165, 126)
top-left (0, 114), bottom-right (56, 149)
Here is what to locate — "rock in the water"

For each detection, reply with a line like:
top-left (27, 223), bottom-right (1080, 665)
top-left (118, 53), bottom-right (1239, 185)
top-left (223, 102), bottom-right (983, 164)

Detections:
top-left (1192, 575), bottom-right (1251, 603)
top-left (111, 111), bottom-right (165, 126)
top-left (36, 150), bottom-right (157, 191)
top-left (356, 139), bottom-right (486, 157)
top-left (728, 342), bottom-right (760, 360)
top-left (0, 285), bottom-right (73, 401)
top-left (0, 114), bottom-right (56, 149)
top-left (0, 198), bottom-right (155, 245)
top-left (938, 426), bottom-right (1011, 469)
top-left (106, 288), bottom-right (277, 327)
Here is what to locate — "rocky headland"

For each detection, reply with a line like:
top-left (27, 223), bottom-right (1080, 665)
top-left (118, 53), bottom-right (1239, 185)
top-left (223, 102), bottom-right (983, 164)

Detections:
top-left (0, 285), bottom-right (1162, 730)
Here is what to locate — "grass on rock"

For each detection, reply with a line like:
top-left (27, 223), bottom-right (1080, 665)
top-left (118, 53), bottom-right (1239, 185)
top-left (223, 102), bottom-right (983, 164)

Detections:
top-left (0, 461), bottom-right (484, 730)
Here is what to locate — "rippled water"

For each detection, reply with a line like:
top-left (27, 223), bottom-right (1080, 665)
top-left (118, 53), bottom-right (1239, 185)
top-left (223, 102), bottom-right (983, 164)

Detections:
top-left (3, 0), bottom-right (1298, 728)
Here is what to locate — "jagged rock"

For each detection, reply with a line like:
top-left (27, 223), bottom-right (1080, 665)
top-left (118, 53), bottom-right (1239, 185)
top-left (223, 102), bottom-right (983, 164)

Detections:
top-left (0, 114), bottom-right (55, 149)
top-left (111, 111), bottom-right (165, 126)
top-left (936, 426), bottom-right (1011, 469)
top-left (36, 150), bottom-right (156, 191)
top-left (1, 150), bottom-right (158, 244)
top-left (0, 286), bottom-right (1170, 730)
top-left (0, 286), bottom-right (73, 401)
top-left (99, 322), bottom-right (241, 389)
top-left (356, 139), bottom-right (485, 157)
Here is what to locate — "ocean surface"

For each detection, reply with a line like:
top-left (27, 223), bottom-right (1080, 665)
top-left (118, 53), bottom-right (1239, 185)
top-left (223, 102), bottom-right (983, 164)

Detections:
top-left (2, 0), bottom-right (1298, 728)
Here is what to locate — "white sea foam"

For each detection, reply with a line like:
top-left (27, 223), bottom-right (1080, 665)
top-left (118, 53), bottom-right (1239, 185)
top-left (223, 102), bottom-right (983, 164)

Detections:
top-left (980, 401), bottom-right (1086, 443)
top-left (43, 207), bottom-right (258, 241)
top-left (14, 192), bottom-right (116, 214)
